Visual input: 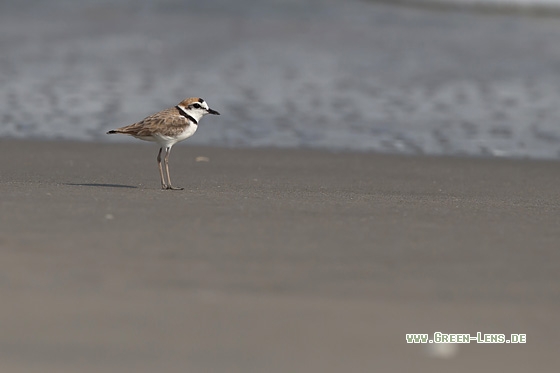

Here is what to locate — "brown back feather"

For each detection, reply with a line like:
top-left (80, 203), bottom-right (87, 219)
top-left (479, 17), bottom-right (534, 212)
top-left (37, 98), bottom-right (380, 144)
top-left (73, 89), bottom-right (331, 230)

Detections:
top-left (113, 107), bottom-right (190, 137)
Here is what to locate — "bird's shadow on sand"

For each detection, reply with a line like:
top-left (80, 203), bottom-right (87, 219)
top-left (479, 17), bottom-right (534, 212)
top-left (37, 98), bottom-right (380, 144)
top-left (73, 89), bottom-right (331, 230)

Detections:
top-left (65, 183), bottom-right (138, 189)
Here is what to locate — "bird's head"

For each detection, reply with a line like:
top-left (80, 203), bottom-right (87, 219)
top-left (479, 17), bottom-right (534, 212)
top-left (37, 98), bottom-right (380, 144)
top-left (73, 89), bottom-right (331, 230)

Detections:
top-left (177, 97), bottom-right (220, 123)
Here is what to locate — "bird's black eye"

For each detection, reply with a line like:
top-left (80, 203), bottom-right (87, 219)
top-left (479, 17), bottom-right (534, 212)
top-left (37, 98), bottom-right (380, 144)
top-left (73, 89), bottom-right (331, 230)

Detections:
top-left (192, 103), bottom-right (201, 109)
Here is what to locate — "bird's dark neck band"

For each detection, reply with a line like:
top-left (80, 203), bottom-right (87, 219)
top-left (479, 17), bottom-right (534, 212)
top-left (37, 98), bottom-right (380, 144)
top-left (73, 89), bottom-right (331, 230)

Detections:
top-left (176, 106), bottom-right (198, 124)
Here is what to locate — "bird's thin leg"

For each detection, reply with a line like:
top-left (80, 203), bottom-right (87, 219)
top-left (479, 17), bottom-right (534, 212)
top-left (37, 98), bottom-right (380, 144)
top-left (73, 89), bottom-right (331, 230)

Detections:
top-left (157, 147), bottom-right (167, 189)
top-left (164, 146), bottom-right (183, 190)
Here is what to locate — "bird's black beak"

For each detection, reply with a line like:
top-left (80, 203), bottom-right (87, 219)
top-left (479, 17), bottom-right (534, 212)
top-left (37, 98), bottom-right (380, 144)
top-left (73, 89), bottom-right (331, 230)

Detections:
top-left (207, 108), bottom-right (220, 115)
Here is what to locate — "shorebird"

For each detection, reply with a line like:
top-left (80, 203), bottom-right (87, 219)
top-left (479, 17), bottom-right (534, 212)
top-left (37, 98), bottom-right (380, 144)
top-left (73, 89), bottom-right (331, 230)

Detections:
top-left (107, 97), bottom-right (220, 190)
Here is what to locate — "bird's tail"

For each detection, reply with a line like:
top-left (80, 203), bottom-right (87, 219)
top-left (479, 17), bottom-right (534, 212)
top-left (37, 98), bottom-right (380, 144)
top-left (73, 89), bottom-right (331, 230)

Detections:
top-left (107, 129), bottom-right (121, 134)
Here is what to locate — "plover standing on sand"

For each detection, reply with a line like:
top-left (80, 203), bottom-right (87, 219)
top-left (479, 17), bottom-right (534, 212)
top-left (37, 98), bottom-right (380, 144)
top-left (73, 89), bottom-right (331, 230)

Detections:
top-left (107, 97), bottom-right (220, 190)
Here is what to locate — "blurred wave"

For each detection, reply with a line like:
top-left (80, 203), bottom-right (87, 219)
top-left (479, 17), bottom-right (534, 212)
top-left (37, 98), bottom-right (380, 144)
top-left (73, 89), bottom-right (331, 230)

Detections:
top-left (385, 0), bottom-right (560, 11)
top-left (2, 0), bottom-right (560, 159)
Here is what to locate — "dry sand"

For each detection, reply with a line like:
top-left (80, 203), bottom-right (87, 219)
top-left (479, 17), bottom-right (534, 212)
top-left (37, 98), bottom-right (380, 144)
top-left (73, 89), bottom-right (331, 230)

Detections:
top-left (1, 139), bottom-right (559, 372)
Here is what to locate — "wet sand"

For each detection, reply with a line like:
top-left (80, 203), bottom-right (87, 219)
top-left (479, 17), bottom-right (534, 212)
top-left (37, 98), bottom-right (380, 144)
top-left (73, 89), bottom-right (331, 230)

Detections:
top-left (1, 139), bottom-right (560, 372)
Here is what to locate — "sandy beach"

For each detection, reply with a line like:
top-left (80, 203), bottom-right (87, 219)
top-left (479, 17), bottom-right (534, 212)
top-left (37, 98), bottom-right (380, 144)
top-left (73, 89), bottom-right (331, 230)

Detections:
top-left (1, 139), bottom-right (559, 372)
top-left (3, 0), bottom-right (560, 370)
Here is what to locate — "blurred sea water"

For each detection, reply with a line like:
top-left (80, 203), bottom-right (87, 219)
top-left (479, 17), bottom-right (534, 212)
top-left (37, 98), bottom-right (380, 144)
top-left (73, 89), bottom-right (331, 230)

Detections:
top-left (409, 0), bottom-right (560, 9)
top-left (3, 0), bottom-right (560, 159)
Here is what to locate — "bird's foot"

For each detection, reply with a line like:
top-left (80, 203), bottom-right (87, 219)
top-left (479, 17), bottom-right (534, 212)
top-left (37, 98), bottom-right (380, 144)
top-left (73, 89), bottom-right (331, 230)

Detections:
top-left (165, 185), bottom-right (184, 190)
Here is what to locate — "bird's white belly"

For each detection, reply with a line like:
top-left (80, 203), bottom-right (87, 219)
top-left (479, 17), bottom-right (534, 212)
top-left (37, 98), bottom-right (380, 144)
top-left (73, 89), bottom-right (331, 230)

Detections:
top-left (175, 124), bottom-right (198, 142)
top-left (153, 124), bottom-right (198, 148)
